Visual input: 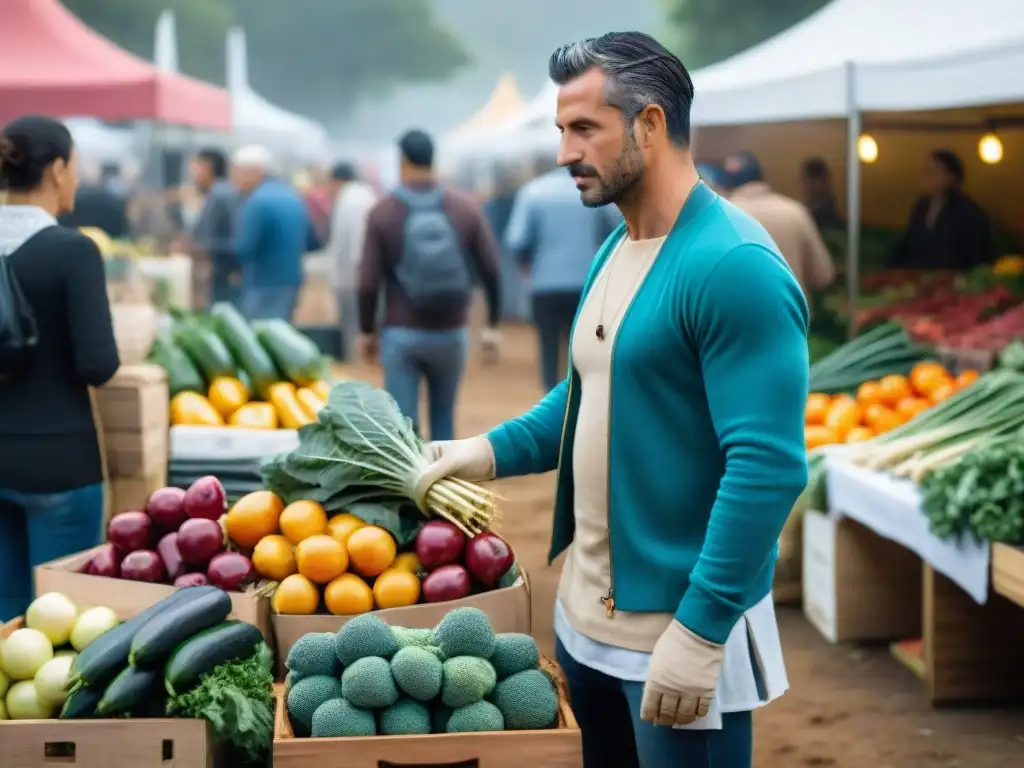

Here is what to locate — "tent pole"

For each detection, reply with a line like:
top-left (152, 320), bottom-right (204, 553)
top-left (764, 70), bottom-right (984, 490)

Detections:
top-left (844, 61), bottom-right (861, 341)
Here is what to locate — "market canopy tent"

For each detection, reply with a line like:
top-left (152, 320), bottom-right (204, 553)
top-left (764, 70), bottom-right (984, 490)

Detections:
top-left (691, 0), bottom-right (1024, 126)
top-left (0, 0), bottom-right (231, 130)
top-left (448, 74), bottom-right (527, 137)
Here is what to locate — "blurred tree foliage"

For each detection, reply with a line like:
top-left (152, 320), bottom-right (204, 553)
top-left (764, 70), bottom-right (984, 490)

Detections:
top-left (660, 0), bottom-right (830, 67)
top-left (61, 0), bottom-right (469, 120)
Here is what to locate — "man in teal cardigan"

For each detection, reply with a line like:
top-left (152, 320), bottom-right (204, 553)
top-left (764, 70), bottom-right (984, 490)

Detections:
top-left (419, 32), bottom-right (809, 768)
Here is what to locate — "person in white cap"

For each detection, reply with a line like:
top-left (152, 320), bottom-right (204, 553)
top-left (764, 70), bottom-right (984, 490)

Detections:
top-left (231, 144), bottom-right (315, 320)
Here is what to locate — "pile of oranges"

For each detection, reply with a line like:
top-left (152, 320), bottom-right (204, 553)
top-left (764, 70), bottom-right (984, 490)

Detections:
top-left (224, 491), bottom-right (422, 616)
top-left (805, 363), bottom-right (979, 450)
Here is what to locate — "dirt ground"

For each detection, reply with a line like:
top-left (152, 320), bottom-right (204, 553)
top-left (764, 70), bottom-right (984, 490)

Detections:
top-left (348, 324), bottom-right (1024, 767)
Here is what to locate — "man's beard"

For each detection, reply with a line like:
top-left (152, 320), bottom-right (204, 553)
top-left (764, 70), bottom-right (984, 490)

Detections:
top-left (569, 137), bottom-right (645, 208)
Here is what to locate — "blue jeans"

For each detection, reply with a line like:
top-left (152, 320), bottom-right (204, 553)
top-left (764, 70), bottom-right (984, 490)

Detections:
top-left (0, 484), bottom-right (105, 622)
top-left (210, 264), bottom-right (241, 307)
top-left (556, 640), bottom-right (754, 768)
top-left (379, 327), bottom-right (468, 442)
top-left (238, 286), bottom-right (299, 321)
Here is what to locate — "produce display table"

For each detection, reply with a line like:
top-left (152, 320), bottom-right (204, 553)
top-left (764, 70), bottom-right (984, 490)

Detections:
top-left (825, 457), bottom-right (990, 603)
top-left (823, 458), bottom-right (1024, 705)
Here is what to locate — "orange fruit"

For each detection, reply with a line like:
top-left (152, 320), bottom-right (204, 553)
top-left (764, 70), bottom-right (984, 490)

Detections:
top-left (955, 369), bottom-right (979, 389)
top-left (295, 534), bottom-right (348, 584)
top-left (910, 362), bottom-right (950, 397)
top-left (279, 500), bottom-right (328, 544)
top-left (272, 574), bottom-right (320, 615)
top-left (373, 568), bottom-right (421, 609)
top-left (346, 525), bottom-right (397, 577)
top-left (392, 552), bottom-right (421, 574)
top-left (930, 382), bottom-right (956, 404)
top-left (805, 393), bottom-right (832, 425)
top-left (252, 534), bottom-right (297, 581)
top-left (805, 425), bottom-right (839, 450)
top-left (865, 405), bottom-right (901, 434)
top-left (845, 426), bottom-right (874, 443)
top-left (855, 381), bottom-right (885, 408)
top-left (326, 513), bottom-right (366, 547)
top-left (878, 375), bottom-right (913, 407)
top-left (895, 397), bottom-right (931, 423)
top-left (824, 399), bottom-right (861, 441)
top-left (225, 491), bottom-right (284, 548)
top-left (324, 573), bottom-right (374, 615)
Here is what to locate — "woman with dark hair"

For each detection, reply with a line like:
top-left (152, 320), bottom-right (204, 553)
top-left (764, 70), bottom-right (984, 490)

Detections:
top-left (891, 149), bottom-right (993, 270)
top-left (0, 115), bottom-right (120, 621)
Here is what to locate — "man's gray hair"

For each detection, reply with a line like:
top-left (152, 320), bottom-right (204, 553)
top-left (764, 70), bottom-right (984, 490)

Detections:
top-left (548, 32), bottom-right (695, 147)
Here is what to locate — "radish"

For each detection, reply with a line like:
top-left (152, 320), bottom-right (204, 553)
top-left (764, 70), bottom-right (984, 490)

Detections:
top-left (87, 544), bottom-right (123, 578)
top-left (145, 487), bottom-right (187, 530)
top-left (206, 552), bottom-right (255, 592)
top-left (176, 518), bottom-right (225, 565)
top-left (120, 551), bottom-right (166, 583)
top-left (107, 511), bottom-right (153, 553)
top-left (415, 520), bottom-right (466, 571)
top-left (174, 572), bottom-right (209, 588)
top-left (183, 476), bottom-right (227, 521)
top-left (465, 532), bottom-right (515, 587)
top-left (157, 532), bottom-right (185, 581)
top-left (422, 564), bottom-right (472, 603)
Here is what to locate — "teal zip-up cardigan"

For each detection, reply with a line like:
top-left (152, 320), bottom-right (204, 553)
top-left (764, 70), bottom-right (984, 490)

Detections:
top-left (486, 182), bottom-right (810, 645)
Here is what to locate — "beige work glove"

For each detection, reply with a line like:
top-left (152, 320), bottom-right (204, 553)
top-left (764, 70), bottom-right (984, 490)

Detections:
top-left (641, 620), bottom-right (725, 727)
top-left (413, 437), bottom-right (496, 512)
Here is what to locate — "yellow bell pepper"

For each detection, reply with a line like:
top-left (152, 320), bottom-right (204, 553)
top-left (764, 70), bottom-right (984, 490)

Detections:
top-left (296, 388), bottom-right (326, 420)
top-left (170, 392), bottom-right (225, 426)
top-left (208, 376), bottom-right (249, 418)
top-left (993, 254), bottom-right (1024, 276)
top-left (311, 380), bottom-right (332, 402)
top-left (228, 402), bottom-right (279, 429)
top-left (268, 382), bottom-right (312, 429)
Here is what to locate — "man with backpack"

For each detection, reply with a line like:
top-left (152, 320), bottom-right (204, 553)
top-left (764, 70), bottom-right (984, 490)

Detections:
top-left (358, 129), bottom-right (502, 441)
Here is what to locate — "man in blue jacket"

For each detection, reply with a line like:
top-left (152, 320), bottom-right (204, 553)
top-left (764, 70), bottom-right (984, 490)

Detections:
top-left (231, 145), bottom-right (312, 320)
top-left (417, 32), bottom-right (809, 768)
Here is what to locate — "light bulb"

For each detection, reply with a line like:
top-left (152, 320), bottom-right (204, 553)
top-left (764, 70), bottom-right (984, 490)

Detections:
top-left (978, 133), bottom-right (1003, 164)
top-left (857, 134), bottom-right (878, 164)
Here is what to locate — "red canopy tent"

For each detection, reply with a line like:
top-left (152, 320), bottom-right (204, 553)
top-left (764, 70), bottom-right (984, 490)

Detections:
top-left (0, 0), bottom-right (231, 131)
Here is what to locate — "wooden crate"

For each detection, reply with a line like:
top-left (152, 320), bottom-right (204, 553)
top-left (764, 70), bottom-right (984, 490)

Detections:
top-left (0, 619), bottom-right (213, 768)
top-left (991, 544), bottom-right (1024, 607)
top-left (273, 658), bottom-right (583, 768)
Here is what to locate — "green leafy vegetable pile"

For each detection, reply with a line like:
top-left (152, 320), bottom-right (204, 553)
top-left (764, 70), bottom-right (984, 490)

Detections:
top-left (261, 381), bottom-right (495, 539)
top-left (168, 643), bottom-right (274, 766)
top-left (920, 437), bottom-right (1024, 543)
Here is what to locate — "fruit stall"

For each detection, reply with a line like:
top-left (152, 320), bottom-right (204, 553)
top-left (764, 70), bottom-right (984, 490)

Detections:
top-left (797, 346), bottom-right (1024, 706)
top-left (0, 377), bottom-right (581, 767)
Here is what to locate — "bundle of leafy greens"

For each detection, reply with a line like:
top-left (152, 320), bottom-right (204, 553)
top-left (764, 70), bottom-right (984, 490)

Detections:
top-left (262, 381), bottom-right (494, 537)
top-left (920, 434), bottom-right (1024, 544)
top-left (167, 643), bottom-right (274, 766)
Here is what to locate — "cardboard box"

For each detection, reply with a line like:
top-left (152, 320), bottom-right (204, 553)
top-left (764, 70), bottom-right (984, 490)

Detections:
top-left (34, 548), bottom-right (273, 646)
top-left (991, 543), bottom-right (1024, 608)
top-left (96, 364), bottom-right (169, 432)
top-left (273, 575), bottom-right (533, 678)
top-left (109, 467), bottom-right (168, 513)
top-left (105, 425), bottom-right (168, 477)
top-left (0, 619), bottom-right (213, 768)
top-left (273, 658), bottom-right (582, 768)
top-left (802, 510), bottom-right (922, 644)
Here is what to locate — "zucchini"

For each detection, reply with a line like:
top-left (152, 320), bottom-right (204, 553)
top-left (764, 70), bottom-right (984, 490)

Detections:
top-left (174, 319), bottom-right (236, 382)
top-left (129, 588), bottom-right (232, 668)
top-left (60, 685), bottom-right (104, 719)
top-left (148, 332), bottom-right (204, 396)
top-left (210, 303), bottom-right (280, 399)
top-left (96, 666), bottom-right (161, 717)
top-left (253, 319), bottom-right (325, 387)
top-left (164, 621), bottom-right (264, 696)
top-left (69, 586), bottom-right (208, 688)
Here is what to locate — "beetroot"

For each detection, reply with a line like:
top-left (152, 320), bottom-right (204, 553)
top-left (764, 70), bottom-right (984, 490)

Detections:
top-left (176, 518), bottom-right (225, 565)
top-left (465, 532), bottom-right (515, 587)
top-left (157, 532), bottom-right (185, 580)
top-left (174, 572), bottom-right (209, 588)
top-left (120, 550), bottom-right (166, 583)
top-left (415, 520), bottom-right (466, 571)
top-left (421, 563), bottom-right (472, 603)
top-left (87, 543), bottom-right (123, 578)
top-left (183, 476), bottom-right (227, 521)
top-left (207, 552), bottom-right (255, 592)
top-left (146, 487), bottom-right (188, 530)
top-left (107, 510), bottom-right (153, 553)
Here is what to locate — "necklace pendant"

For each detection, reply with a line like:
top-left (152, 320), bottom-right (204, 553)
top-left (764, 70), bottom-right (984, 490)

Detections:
top-left (595, 324), bottom-right (605, 340)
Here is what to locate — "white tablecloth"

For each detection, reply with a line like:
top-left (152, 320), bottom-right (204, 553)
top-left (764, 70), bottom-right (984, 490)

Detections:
top-left (825, 456), bottom-right (990, 604)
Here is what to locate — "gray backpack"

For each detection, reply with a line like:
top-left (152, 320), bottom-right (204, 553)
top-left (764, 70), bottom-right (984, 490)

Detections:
top-left (393, 186), bottom-right (472, 311)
